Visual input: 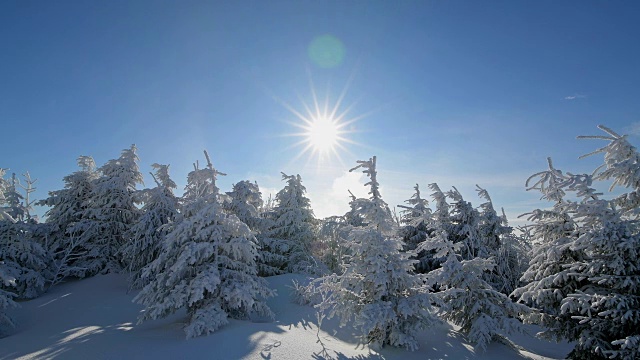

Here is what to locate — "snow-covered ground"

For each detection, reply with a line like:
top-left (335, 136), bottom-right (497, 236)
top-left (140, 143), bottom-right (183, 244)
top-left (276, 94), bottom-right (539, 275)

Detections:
top-left (0, 274), bottom-right (572, 360)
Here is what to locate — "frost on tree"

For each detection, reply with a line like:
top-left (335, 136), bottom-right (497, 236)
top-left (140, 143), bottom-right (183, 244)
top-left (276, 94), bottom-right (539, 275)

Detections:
top-left (134, 152), bottom-right (274, 338)
top-left (514, 126), bottom-right (640, 360)
top-left (315, 215), bottom-right (351, 275)
top-left (121, 163), bottom-right (179, 289)
top-left (73, 145), bottom-right (143, 275)
top-left (398, 184), bottom-right (434, 273)
top-left (0, 171), bottom-right (50, 300)
top-left (38, 156), bottom-right (99, 282)
top-left (446, 187), bottom-right (483, 260)
top-left (422, 227), bottom-right (528, 351)
top-left (475, 185), bottom-right (529, 295)
top-left (309, 157), bottom-right (439, 351)
top-left (267, 172), bottom-right (317, 274)
top-left (222, 180), bottom-right (280, 276)
top-left (0, 264), bottom-right (18, 336)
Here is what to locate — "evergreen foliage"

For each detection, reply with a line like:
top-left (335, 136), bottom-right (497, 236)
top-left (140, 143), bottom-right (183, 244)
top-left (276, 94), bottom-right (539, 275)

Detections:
top-left (72, 145), bottom-right (143, 275)
top-left (121, 163), bottom-right (179, 289)
top-left (398, 184), bottom-right (434, 273)
top-left (38, 156), bottom-right (99, 282)
top-left (513, 125), bottom-right (640, 360)
top-left (268, 172), bottom-right (317, 274)
top-left (223, 180), bottom-right (281, 276)
top-left (134, 152), bottom-right (273, 338)
top-left (0, 171), bottom-right (50, 300)
top-left (308, 157), bottom-right (439, 351)
top-left (422, 227), bottom-right (529, 351)
top-left (0, 264), bottom-right (17, 336)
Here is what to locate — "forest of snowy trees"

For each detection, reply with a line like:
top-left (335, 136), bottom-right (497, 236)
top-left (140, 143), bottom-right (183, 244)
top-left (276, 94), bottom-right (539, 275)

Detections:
top-left (1, 125), bottom-right (639, 359)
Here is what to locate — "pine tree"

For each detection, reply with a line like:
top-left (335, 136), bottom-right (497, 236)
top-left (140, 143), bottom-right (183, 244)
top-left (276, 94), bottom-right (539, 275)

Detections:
top-left (309, 157), bottom-right (439, 351)
top-left (446, 187), bottom-right (483, 260)
top-left (0, 264), bottom-right (17, 336)
top-left (315, 215), bottom-right (351, 275)
top-left (134, 152), bottom-right (274, 338)
top-left (0, 172), bottom-right (50, 299)
top-left (121, 163), bottom-right (179, 289)
top-left (476, 185), bottom-right (529, 295)
top-left (511, 161), bottom-right (585, 345)
top-left (38, 156), bottom-right (99, 282)
top-left (268, 172), bottom-right (317, 274)
top-left (223, 180), bottom-right (282, 277)
top-left (72, 145), bottom-right (143, 275)
top-left (0, 220), bottom-right (49, 299)
top-left (422, 227), bottom-right (529, 351)
top-left (514, 126), bottom-right (640, 359)
top-left (398, 184), bottom-right (434, 272)
top-left (3, 173), bottom-right (25, 223)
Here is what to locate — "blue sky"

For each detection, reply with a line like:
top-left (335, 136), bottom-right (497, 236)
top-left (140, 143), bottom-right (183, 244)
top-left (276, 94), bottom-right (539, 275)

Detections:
top-left (2, 1), bottom-right (640, 223)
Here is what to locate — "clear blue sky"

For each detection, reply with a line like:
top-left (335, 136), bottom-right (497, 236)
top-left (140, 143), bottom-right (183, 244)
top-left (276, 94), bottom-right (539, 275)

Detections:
top-left (2, 1), bottom-right (640, 223)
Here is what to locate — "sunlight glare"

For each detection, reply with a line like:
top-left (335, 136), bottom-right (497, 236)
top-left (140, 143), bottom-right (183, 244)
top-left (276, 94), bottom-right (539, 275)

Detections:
top-left (307, 116), bottom-right (339, 153)
top-left (278, 71), bottom-right (370, 168)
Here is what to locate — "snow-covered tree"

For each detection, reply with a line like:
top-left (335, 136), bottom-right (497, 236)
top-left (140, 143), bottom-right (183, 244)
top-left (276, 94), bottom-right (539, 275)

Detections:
top-left (38, 156), bottom-right (99, 282)
top-left (2, 173), bottom-right (25, 223)
top-left (223, 180), bottom-right (282, 277)
top-left (446, 187), bottom-right (483, 261)
top-left (72, 145), bottom-right (143, 275)
top-left (344, 190), bottom-right (366, 228)
top-left (121, 163), bottom-right (179, 289)
top-left (476, 185), bottom-right (529, 295)
top-left (422, 227), bottom-right (529, 351)
top-left (308, 157), bottom-right (439, 351)
top-left (267, 172), bottom-right (317, 274)
top-left (0, 171), bottom-right (50, 299)
top-left (511, 160), bottom-right (585, 345)
top-left (514, 126), bottom-right (640, 360)
top-left (314, 215), bottom-right (351, 275)
top-left (134, 152), bottom-right (274, 338)
top-left (0, 220), bottom-right (49, 299)
top-left (398, 184), bottom-right (434, 273)
top-left (0, 264), bottom-right (17, 336)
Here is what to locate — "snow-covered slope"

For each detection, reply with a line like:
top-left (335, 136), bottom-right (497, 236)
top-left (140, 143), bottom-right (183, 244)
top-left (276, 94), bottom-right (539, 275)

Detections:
top-left (0, 274), bottom-right (572, 360)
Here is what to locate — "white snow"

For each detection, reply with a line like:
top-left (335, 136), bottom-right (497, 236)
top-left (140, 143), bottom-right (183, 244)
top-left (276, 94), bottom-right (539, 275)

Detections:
top-left (0, 273), bottom-right (572, 360)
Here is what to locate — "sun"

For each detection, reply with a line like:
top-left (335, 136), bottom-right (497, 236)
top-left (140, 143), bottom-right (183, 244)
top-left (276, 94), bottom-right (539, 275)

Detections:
top-left (288, 98), bottom-right (355, 164)
top-left (280, 75), bottom-right (366, 166)
top-left (306, 116), bottom-right (339, 152)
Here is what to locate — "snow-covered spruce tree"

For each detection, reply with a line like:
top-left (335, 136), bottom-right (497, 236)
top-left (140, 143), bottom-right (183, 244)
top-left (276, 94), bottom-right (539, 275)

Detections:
top-left (446, 187), bottom-right (483, 261)
top-left (38, 156), bottom-right (99, 282)
top-left (515, 126), bottom-right (640, 360)
top-left (0, 264), bottom-right (18, 336)
top-left (422, 225), bottom-right (529, 351)
top-left (344, 190), bottom-right (366, 228)
top-left (121, 163), bottom-right (179, 289)
top-left (3, 173), bottom-right (25, 223)
top-left (0, 172), bottom-right (50, 299)
top-left (475, 185), bottom-right (529, 295)
top-left (310, 156), bottom-right (439, 351)
top-left (134, 152), bottom-right (274, 338)
top-left (398, 184), bottom-right (434, 273)
top-left (314, 215), bottom-right (351, 275)
top-left (0, 171), bottom-right (18, 335)
top-left (0, 220), bottom-right (49, 299)
top-left (511, 158), bottom-right (586, 344)
top-left (267, 172), bottom-right (317, 274)
top-left (72, 145), bottom-right (143, 275)
top-left (223, 180), bottom-right (282, 277)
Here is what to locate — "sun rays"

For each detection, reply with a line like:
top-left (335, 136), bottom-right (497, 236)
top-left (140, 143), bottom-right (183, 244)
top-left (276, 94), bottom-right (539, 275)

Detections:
top-left (280, 74), bottom-right (367, 168)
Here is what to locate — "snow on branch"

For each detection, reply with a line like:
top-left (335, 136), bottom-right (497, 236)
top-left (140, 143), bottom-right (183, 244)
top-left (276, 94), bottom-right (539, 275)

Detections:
top-left (349, 156), bottom-right (380, 200)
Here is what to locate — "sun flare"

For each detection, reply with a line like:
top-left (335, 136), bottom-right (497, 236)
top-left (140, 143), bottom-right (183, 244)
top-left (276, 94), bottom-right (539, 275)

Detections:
top-left (307, 116), bottom-right (339, 153)
top-left (280, 75), bottom-right (367, 166)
